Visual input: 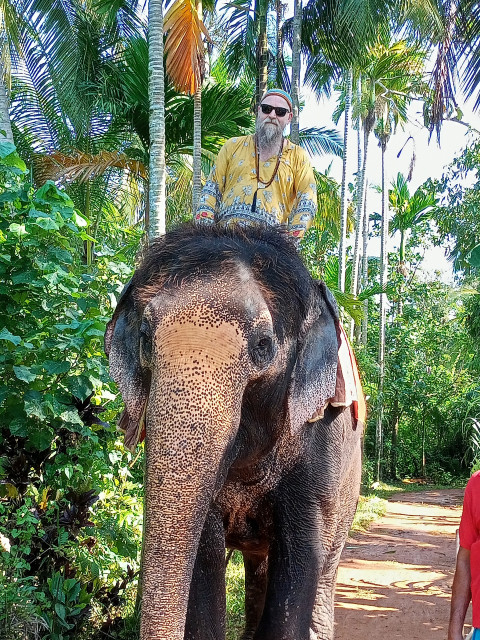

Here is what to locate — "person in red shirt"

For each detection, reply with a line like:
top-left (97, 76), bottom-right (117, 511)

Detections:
top-left (449, 471), bottom-right (480, 640)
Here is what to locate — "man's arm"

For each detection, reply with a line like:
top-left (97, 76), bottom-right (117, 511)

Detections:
top-left (287, 149), bottom-right (317, 242)
top-left (448, 546), bottom-right (471, 640)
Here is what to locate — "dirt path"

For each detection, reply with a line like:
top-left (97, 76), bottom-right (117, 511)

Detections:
top-left (335, 489), bottom-right (469, 640)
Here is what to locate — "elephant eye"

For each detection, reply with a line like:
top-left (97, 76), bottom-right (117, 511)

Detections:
top-left (249, 332), bottom-right (274, 368)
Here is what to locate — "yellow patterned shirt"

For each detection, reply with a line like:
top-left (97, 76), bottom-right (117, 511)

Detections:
top-left (194, 135), bottom-right (317, 241)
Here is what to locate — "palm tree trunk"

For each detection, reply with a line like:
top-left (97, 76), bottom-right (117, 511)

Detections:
top-left (390, 394), bottom-right (400, 480)
top-left (397, 229), bottom-right (406, 315)
top-left (192, 0), bottom-right (203, 214)
top-left (376, 138), bottom-right (389, 482)
top-left (148, 0), bottom-right (166, 239)
top-left (351, 119), bottom-right (370, 300)
top-left (290, 0), bottom-right (302, 145)
top-left (338, 68), bottom-right (352, 294)
top-left (0, 61), bottom-right (13, 144)
top-left (349, 80), bottom-right (362, 341)
top-left (256, 0), bottom-right (268, 106)
top-left (192, 86), bottom-right (202, 214)
top-left (275, 0), bottom-right (284, 85)
top-left (361, 179), bottom-right (369, 347)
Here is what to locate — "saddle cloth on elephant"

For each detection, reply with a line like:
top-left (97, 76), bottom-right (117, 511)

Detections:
top-left (307, 323), bottom-right (366, 431)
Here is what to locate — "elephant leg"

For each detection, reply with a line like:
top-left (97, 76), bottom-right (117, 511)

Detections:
top-left (311, 472), bottom-right (362, 639)
top-left (252, 491), bottom-right (321, 640)
top-left (241, 551), bottom-right (268, 640)
top-left (185, 506), bottom-right (226, 640)
top-left (309, 545), bottom-right (342, 640)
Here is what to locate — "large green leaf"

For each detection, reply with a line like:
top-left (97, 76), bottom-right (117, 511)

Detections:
top-left (466, 243), bottom-right (480, 268)
top-left (13, 365), bottom-right (37, 383)
top-left (0, 328), bottom-right (21, 346)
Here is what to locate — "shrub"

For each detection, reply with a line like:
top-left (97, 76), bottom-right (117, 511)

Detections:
top-left (0, 143), bottom-right (142, 638)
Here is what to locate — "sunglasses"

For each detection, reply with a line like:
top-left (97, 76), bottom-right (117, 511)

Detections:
top-left (260, 104), bottom-right (290, 117)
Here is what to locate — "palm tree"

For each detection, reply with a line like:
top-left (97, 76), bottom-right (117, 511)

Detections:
top-left (389, 171), bottom-right (438, 313)
top-left (163, 0), bottom-right (210, 212)
top-left (367, 38), bottom-right (429, 478)
top-left (297, 0), bottom-right (391, 294)
top-left (0, 0), bottom-right (27, 142)
top-left (221, 0), bottom-right (282, 106)
top-left (361, 179), bottom-right (369, 346)
top-left (375, 116), bottom-right (390, 481)
top-left (290, 0), bottom-right (302, 143)
top-left (338, 69), bottom-right (352, 294)
top-left (148, 0), bottom-right (166, 238)
top-left (350, 40), bottom-right (428, 302)
top-left (11, 1), bottom-right (147, 260)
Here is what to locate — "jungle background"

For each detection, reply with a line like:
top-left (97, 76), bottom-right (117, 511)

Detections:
top-left (2, 0), bottom-right (480, 638)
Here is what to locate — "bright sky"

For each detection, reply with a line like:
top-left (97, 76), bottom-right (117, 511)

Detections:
top-left (299, 83), bottom-right (480, 283)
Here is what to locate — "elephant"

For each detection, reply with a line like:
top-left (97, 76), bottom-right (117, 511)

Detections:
top-left (104, 222), bottom-right (364, 640)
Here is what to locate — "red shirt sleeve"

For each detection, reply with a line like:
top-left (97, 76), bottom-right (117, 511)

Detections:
top-left (459, 472), bottom-right (480, 550)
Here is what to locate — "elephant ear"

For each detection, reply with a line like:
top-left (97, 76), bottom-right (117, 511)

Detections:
top-left (105, 280), bottom-right (148, 451)
top-left (287, 281), bottom-right (340, 435)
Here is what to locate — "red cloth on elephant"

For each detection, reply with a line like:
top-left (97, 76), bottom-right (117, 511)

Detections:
top-left (307, 323), bottom-right (366, 430)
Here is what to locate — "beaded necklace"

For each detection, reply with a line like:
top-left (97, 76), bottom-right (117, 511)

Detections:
top-left (251, 134), bottom-right (284, 213)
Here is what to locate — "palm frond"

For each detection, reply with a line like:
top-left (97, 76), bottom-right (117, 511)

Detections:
top-left (34, 150), bottom-right (148, 185)
top-left (164, 0), bottom-right (211, 94)
top-left (297, 126), bottom-right (343, 157)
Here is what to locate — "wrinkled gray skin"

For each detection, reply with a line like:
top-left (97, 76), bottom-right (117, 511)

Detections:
top-left (105, 225), bottom-right (363, 640)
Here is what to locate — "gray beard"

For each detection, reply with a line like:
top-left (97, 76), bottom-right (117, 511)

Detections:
top-left (255, 119), bottom-right (284, 152)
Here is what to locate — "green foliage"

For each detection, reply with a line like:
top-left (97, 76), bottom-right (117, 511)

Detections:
top-left (226, 552), bottom-right (245, 640)
top-left (362, 277), bottom-right (480, 480)
top-left (0, 148), bottom-right (142, 638)
top-left (428, 140), bottom-right (480, 275)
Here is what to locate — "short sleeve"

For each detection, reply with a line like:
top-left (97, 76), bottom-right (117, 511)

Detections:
top-left (459, 475), bottom-right (478, 550)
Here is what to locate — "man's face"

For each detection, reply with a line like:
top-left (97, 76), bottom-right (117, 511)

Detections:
top-left (256, 95), bottom-right (293, 143)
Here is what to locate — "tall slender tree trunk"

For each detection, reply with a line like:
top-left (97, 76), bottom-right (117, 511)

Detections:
top-left (148, 0), bottom-right (166, 238)
top-left (421, 408), bottom-right (426, 478)
top-left (256, 0), bottom-right (268, 106)
top-left (0, 62), bottom-right (13, 143)
top-left (192, 0), bottom-right (203, 214)
top-left (351, 125), bottom-right (370, 300)
top-left (338, 69), bottom-right (352, 293)
top-left (361, 179), bottom-right (369, 347)
top-left (390, 394), bottom-right (400, 480)
top-left (349, 79), bottom-right (362, 341)
top-left (275, 0), bottom-right (284, 85)
top-left (397, 230), bottom-right (406, 315)
top-left (192, 87), bottom-right (202, 213)
top-left (376, 138), bottom-right (389, 482)
top-left (290, 0), bottom-right (302, 144)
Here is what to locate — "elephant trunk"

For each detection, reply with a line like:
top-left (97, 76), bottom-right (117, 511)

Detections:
top-left (140, 314), bottom-right (248, 639)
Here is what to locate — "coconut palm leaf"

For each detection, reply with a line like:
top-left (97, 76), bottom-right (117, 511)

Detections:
top-left (298, 126), bottom-right (343, 158)
top-left (164, 0), bottom-right (211, 94)
top-left (93, 0), bottom-right (146, 41)
top-left (34, 150), bottom-right (148, 184)
top-left (311, 168), bottom-right (355, 241)
top-left (321, 254), bottom-right (392, 322)
top-left (222, 13), bottom-right (258, 85)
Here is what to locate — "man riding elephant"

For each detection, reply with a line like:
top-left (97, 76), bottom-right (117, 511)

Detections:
top-left (194, 88), bottom-right (317, 244)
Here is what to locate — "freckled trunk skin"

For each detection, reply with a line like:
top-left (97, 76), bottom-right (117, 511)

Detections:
top-left (140, 316), bottom-right (247, 640)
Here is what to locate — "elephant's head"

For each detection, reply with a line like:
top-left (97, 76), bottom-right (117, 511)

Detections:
top-left (105, 223), bottom-right (342, 639)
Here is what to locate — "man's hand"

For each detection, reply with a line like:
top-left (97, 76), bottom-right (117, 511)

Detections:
top-left (448, 546), bottom-right (471, 640)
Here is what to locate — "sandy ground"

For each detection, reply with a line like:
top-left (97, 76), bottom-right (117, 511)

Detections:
top-left (335, 489), bottom-right (469, 640)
